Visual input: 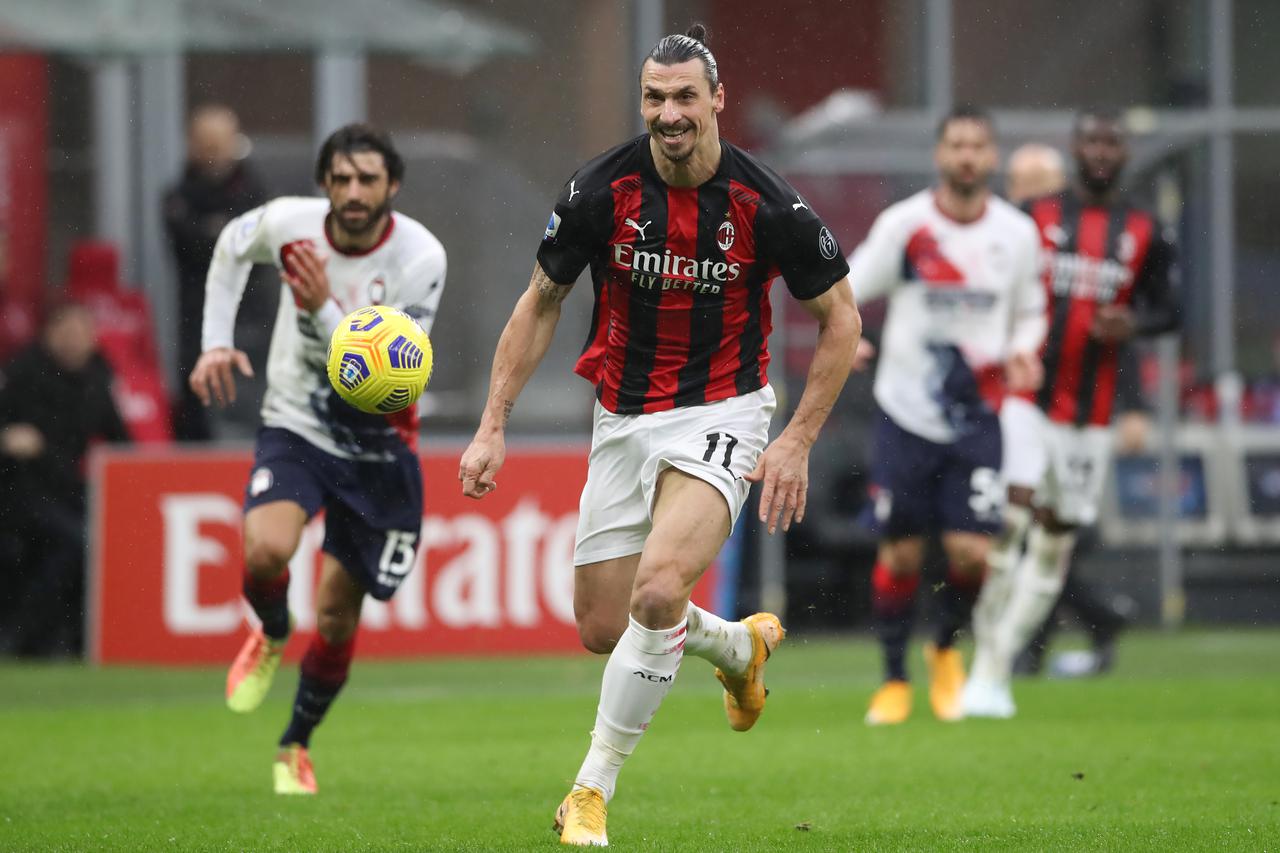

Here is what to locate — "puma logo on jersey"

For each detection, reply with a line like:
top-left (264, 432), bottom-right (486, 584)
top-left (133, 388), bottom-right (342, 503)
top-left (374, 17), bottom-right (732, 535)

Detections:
top-left (624, 218), bottom-right (653, 240)
top-left (792, 196), bottom-right (808, 211)
top-left (567, 180), bottom-right (581, 202)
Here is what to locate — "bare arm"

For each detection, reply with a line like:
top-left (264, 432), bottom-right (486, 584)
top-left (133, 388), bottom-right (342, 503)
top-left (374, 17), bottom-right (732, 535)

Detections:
top-left (459, 263), bottom-right (572, 498)
top-left (746, 279), bottom-right (862, 533)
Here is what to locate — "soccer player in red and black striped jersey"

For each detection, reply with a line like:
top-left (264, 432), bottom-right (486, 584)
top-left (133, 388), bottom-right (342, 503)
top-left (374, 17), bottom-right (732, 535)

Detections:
top-left (458, 24), bottom-right (860, 846)
top-left (965, 110), bottom-right (1180, 718)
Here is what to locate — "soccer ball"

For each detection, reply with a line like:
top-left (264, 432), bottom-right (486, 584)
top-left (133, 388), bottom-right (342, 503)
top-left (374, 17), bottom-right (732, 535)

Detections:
top-left (326, 305), bottom-right (433, 414)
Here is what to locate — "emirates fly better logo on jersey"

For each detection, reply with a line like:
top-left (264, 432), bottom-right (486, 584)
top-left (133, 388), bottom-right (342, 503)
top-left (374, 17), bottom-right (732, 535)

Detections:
top-left (612, 243), bottom-right (742, 294)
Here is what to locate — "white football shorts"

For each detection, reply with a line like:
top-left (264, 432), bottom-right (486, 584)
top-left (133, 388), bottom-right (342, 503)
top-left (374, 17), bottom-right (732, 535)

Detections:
top-left (1000, 395), bottom-right (1113, 526)
top-left (573, 384), bottom-right (776, 566)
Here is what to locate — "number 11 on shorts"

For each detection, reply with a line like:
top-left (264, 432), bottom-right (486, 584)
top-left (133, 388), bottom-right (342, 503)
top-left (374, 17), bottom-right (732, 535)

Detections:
top-left (703, 432), bottom-right (738, 470)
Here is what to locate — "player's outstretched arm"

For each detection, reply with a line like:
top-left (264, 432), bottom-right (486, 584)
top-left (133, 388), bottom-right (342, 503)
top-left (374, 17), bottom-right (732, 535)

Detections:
top-left (190, 347), bottom-right (254, 407)
top-left (747, 280), bottom-right (861, 534)
top-left (459, 263), bottom-right (571, 499)
top-left (193, 205), bottom-right (271, 408)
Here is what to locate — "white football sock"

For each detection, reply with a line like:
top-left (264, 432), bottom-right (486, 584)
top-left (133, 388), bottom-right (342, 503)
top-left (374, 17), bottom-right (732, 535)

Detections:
top-left (574, 616), bottom-right (685, 802)
top-left (989, 524), bottom-right (1076, 681)
top-left (970, 503), bottom-right (1033, 685)
top-left (682, 602), bottom-right (752, 675)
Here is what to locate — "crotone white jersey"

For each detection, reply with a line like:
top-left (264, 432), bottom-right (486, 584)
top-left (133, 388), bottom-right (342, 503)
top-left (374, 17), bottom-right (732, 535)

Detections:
top-left (202, 197), bottom-right (446, 460)
top-left (848, 189), bottom-right (1045, 444)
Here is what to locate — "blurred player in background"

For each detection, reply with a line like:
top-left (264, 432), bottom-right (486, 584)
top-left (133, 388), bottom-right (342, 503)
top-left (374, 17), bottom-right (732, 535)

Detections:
top-left (190, 124), bottom-right (446, 794)
top-left (459, 24), bottom-right (859, 846)
top-left (847, 106), bottom-right (1045, 726)
top-left (164, 104), bottom-right (266, 441)
top-left (965, 110), bottom-right (1180, 717)
top-left (998, 141), bottom-right (1143, 681)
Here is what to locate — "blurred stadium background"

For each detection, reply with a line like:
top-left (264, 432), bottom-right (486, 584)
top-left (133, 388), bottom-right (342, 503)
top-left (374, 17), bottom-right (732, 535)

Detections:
top-left (0, 2), bottom-right (1278, 848)
top-left (2, 0), bottom-right (1278, 659)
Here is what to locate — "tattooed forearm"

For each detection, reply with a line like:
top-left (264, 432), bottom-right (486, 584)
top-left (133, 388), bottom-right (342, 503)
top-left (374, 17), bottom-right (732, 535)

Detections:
top-left (479, 263), bottom-right (568, 433)
top-left (533, 265), bottom-right (571, 307)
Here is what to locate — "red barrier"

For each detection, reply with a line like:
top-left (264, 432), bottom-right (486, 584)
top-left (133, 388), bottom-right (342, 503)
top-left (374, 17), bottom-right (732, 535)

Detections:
top-left (88, 444), bottom-right (719, 664)
top-left (0, 55), bottom-right (48, 361)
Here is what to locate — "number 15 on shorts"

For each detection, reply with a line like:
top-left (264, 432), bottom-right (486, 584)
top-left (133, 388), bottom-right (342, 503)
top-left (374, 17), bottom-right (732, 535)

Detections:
top-left (377, 530), bottom-right (418, 587)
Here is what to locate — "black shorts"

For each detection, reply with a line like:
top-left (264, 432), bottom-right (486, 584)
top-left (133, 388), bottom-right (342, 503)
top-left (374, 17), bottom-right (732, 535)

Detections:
top-left (244, 427), bottom-right (423, 601)
top-left (863, 410), bottom-right (1004, 539)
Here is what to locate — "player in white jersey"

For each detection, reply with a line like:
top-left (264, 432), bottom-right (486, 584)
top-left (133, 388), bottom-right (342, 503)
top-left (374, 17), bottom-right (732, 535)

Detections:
top-left (847, 106), bottom-right (1046, 725)
top-left (190, 124), bottom-right (446, 794)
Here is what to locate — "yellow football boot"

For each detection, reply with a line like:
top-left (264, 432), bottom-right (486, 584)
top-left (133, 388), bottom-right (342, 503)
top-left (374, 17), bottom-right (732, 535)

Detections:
top-left (865, 679), bottom-right (912, 725)
top-left (225, 619), bottom-right (291, 713)
top-left (715, 612), bottom-right (786, 732)
top-left (273, 743), bottom-right (317, 795)
top-left (553, 786), bottom-right (608, 847)
top-left (924, 642), bottom-right (966, 722)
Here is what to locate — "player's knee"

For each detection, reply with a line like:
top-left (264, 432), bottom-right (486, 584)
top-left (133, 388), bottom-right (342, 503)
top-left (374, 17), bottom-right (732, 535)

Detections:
top-left (242, 535), bottom-right (295, 579)
top-left (879, 546), bottom-right (923, 578)
top-left (948, 544), bottom-right (989, 577)
top-left (629, 574), bottom-right (687, 628)
top-left (1007, 485), bottom-right (1036, 508)
top-left (315, 605), bottom-right (359, 645)
top-left (1035, 508), bottom-right (1076, 535)
top-left (576, 615), bottom-right (623, 655)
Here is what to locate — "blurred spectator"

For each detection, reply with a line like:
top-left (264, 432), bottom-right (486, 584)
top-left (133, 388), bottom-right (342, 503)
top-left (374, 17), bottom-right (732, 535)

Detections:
top-left (163, 104), bottom-right (265, 441)
top-left (1005, 143), bottom-right (1066, 205)
top-left (0, 302), bottom-right (130, 656)
top-left (65, 240), bottom-right (173, 443)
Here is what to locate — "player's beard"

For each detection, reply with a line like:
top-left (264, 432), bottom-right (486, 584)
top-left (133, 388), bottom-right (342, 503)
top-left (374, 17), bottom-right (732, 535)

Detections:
top-left (944, 168), bottom-right (987, 198)
top-left (651, 121), bottom-right (696, 163)
top-left (1078, 162), bottom-right (1120, 195)
top-left (335, 197), bottom-right (392, 237)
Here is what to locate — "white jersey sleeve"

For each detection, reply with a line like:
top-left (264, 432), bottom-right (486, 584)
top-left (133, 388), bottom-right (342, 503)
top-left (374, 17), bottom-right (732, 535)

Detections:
top-left (1008, 216), bottom-right (1047, 355)
top-left (847, 206), bottom-right (908, 303)
top-left (394, 236), bottom-right (447, 337)
top-left (201, 203), bottom-right (278, 352)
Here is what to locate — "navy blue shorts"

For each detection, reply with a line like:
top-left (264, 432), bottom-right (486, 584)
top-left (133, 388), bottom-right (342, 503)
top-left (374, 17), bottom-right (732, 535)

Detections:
top-left (864, 410), bottom-right (1004, 539)
top-left (244, 427), bottom-right (423, 601)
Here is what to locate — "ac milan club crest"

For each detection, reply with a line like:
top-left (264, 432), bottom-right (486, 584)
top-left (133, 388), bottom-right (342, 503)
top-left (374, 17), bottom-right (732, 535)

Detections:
top-left (368, 276), bottom-right (387, 304)
top-left (717, 219), bottom-right (735, 252)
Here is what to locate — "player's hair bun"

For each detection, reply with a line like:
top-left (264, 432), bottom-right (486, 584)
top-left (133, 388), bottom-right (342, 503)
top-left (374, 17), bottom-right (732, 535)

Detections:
top-left (686, 23), bottom-right (708, 44)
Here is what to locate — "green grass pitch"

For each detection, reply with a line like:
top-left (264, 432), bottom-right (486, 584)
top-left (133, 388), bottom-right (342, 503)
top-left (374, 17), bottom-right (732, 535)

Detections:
top-left (1, 630), bottom-right (1277, 851)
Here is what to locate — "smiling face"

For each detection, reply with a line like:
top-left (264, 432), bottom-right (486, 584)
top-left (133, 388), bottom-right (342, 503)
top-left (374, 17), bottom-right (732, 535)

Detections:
top-left (640, 57), bottom-right (724, 165)
top-left (323, 150), bottom-right (398, 238)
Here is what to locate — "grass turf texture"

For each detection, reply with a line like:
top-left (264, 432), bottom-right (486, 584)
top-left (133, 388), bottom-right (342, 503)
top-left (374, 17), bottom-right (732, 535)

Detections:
top-left (1, 630), bottom-right (1277, 851)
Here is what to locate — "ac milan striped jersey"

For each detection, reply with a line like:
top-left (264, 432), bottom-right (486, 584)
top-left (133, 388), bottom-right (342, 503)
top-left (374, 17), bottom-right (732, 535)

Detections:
top-left (1023, 191), bottom-right (1179, 427)
top-left (536, 135), bottom-right (849, 415)
top-left (848, 190), bottom-right (1045, 444)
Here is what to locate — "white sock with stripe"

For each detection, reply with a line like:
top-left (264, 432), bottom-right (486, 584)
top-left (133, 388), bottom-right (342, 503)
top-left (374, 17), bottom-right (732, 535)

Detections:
top-left (991, 524), bottom-right (1077, 680)
top-left (971, 503), bottom-right (1034, 685)
top-left (682, 602), bottom-right (753, 675)
top-left (574, 616), bottom-right (685, 802)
